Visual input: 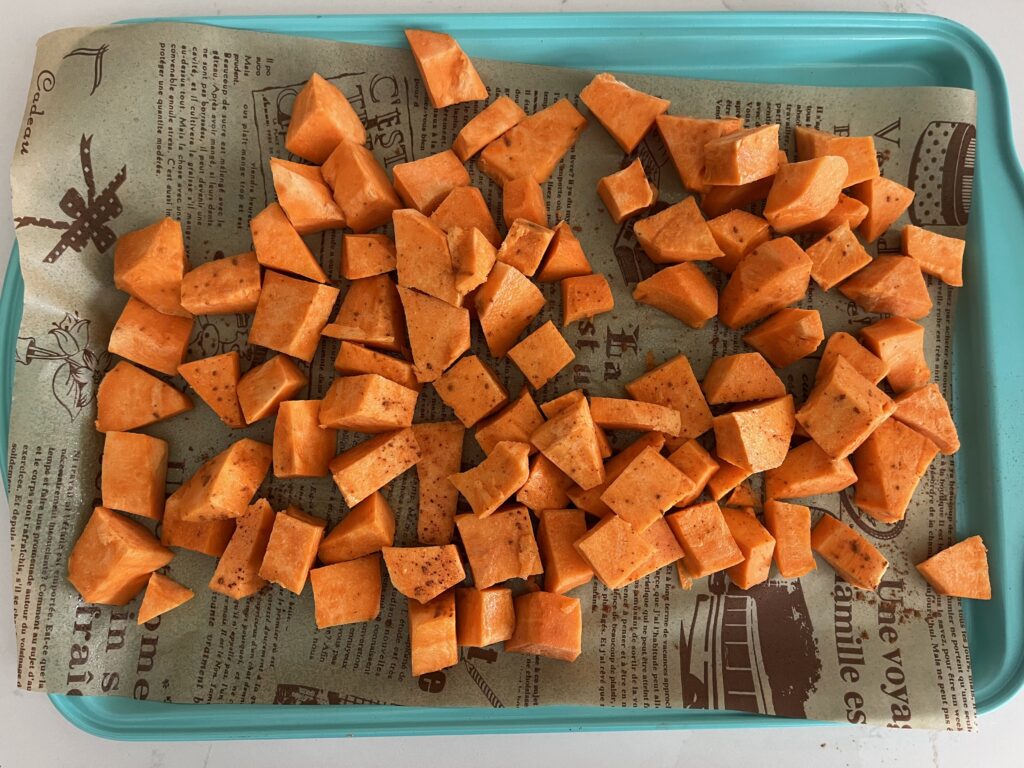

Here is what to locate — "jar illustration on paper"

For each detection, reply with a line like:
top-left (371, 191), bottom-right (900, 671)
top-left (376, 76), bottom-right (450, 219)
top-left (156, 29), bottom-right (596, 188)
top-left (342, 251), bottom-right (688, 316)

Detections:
top-left (907, 120), bottom-right (975, 227)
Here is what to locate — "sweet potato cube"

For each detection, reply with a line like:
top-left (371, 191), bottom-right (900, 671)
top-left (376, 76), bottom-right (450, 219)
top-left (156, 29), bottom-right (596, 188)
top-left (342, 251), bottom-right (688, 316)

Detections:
top-left (805, 222), bottom-right (873, 292)
top-left (321, 140), bottom-right (402, 232)
top-left (666, 501), bottom-right (743, 578)
top-left (329, 429), bottom-right (421, 506)
top-left (702, 352), bottom-right (785, 405)
top-left (475, 388), bottom-right (544, 455)
top-left (384, 544), bottom-right (465, 603)
top-left (719, 237), bottom-right (812, 329)
top-left (725, 483), bottom-right (759, 510)
top-left (531, 396), bottom-right (606, 490)
top-left (448, 227), bottom-right (498, 295)
top-left (137, 573), bottom-right (193, 624)
top-left (431, 186), bottom-right (501, 247)
top-left (763, 500), bottom-right (816, 577)
top-left (393, 208), bottom-right (462, 306)
top-left (901, 225), bottom-right (964, 287)
top-left (310, 554), bottom-right (382, 628)
top-left (273, 400), bottom-right (337, 478)
top-left (703, 124), bottom-right (780, 186)
top-left (517, 455), bottom-right (573, 512)
top-left (435, 355), bottom-right (509, 427)
top-left (161, 495), bottom-right (234, 557)
top-left (178, 352), bottom-right (244, 428)
top-left (537, 509), bottom-right (593, 593)
top-left (113, 217), bottom-right (190, 317)
top-left (713, 395), bottom-right (795, 473)
top-left (764, 440), bottom-right (857, 500)
top-left (849, 177), bottom-right (915, 242)
top-left (250, 271), bottom-right (339, 362)
top-left (562, 273), bottom-right (614, 326)
top-left (574, 514), bottom-right (654, 589)
top-left (600, 446), bottom-right (695, 532)
top-left (667, 439), bottom-right (719, 506)
top-left (634, 197), bottom-right (721, 264)
top-left (580, 72), bottom-right (669, 153)
top-left (700, 174), bottom-right (775, 218)
top-left (793, 126), bottom-right (879, 187)
top-left (625, 354), bottom-right (711, 439)
top-left (566, 432), bottom-right (665, 517)
top-left (334, 341), bottom-right (420, 392)
top-left (318, 492), bottom-right (395, 566)
top-left (408, 593), bottom-right (459, 676)
top-left (505, 592), bottom-right (582, 661)
top-left (536, 221), bottom-right (592, 282)
top-left (811, 514), bottom-right (888, 591)
top-left (476, 262), bottom-right (546, 357)
top-left (539, 392), bottom-right (612, 461)
top-left (707, 210), bottom-right (772, 274)
top-left (597, 158), bottom-right (657, 224)
top-left (852, 417), bottom-right (938, 523)
top-left (497, 218), bottom-right (555, 276)
top-left (396, 287), bottom-right (470, 385)
top-left (456, 505), bottom-right (543, 587)
top-left (67, 507), bottom-right (174, 605)
top-left (817, 331), bottom-right (889, 385)
top-left (101, 432), bottom-right (168, 520)
top-left (449, 441), bottom-right (531, 518)
top-left (706, 458), bottom-right (752, 502)
top-left (393, 150), bottom-right (471, 215)
top-left (764, 156), bottom-right (848, 233)
top-left (743, 309), bottom-right (824, 368)
top-left (455, 587), bottom-right (515, 646)
top-left (453, 96), bottom-right (527, 161)
top-left (341, 234), bottom-right (397, 280)
top-left (412, 421), bottom-right (465, 545)
top-left (839, 256), bottom-right (932, 320)
top-left (790, 194), bottom-right (870, 235)
top-left (478, 99), bottom-right (588, 185)
top-left (655, 114), bottom-right (743, 193)
top-left (319, 374), bottom-right (417, 433)
top-left (893, 383), bottom-right (960, 455)
top-left (916, 537), bottom-right (991, 600)
top-left (590, 396), bottom-right (681, 436)
top-left (405, 29), bottom-right (488, 108)
top-left (507, 321), bottom-right (574, 390)
top-left (258, 506), bottom-right (326, 594)
top-left (633, 263), bottom-right (717, 329)
top-left (236, 354), bottom-right (308, 424)
top-left (503, 177), bottom-right (547, 228)
top-left (723, 508), bottom-right (775, 589)
top-left (624, 516), bottom-right (687, 583)
top-left (180, 251), bottom-right (262, 315)
top-left (859, 317), bottom-right (930, 393)
top-left (108, 297), bottom-right (192, 376)
top-left (170, 439), bottom-right (272, 522)
top-left (285, 73), bottom-right (366, 163)
top-left (270, 158), bottom-right (345, 235)
top-left (208, 499), bottom-right (275, 599)
top-left (323, 275), bottom-right (406, 352)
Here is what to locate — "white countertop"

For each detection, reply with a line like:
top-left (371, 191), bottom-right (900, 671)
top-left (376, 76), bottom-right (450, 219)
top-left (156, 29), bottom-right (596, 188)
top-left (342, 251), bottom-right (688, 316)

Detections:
top-left (1, 1), bottom-right (1021, 766)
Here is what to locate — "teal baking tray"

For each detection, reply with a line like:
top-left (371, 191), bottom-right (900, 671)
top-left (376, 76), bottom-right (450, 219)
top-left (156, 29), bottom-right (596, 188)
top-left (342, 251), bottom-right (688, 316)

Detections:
top-left (3, 11), bottom-right (1023, 740)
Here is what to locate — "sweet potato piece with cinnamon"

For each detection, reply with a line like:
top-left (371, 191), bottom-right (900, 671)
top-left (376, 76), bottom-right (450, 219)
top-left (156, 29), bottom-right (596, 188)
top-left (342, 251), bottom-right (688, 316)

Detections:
top-left (901, 225), bottom-right (965, 287)
top-left (817, 331), bottom-right (889, 385)
top-left (633, 262), bottom-right (717, 329)
top-left (537, 509), bottom-right (593, 593)
top-left (321, 140), bottom-right (402, 232)
top-left (805, 222), bottom-right (872, 292)
top-left (700, 174), bottom-right (774, 218)
top-left (852, 417), bottom-right (939, 523)
top-left (178, 352), bottom-right (244, 428)
top-left (590, 396), bottom-right (681, 436)
top-left (137, 573), bottom-right (193, 624)
top-left (457, 505), bottom-right (543, 588)
top-left (916, 536), bottom-right (991, 599)
top-left (725, 483), bottom-right (759, 510)
top-left (580, 72), bottom-right (669, 153)
top-left (329, 429), bottom-right (421, 506)
top-left (743, 309), bottom-right (823, 368)
top-left (656, 114), bottom-right (743, 193)
top-left (431, 186), bottom-right (501, 247)
top-left (859, 317), bottom-right (930, 393)
top-left (719, 237), bottom-right (812, 329)
top-left (273, 400), bottom-right (337, 478)
top-left (536, 222), bottom-right (592, 282)
top-left (310, 554), bottom-right (382, 628)
top-left (531, 396), bottom-right (606, 490)
top-left (723, 508), bottom-right (775, 589)
top-left (393, 150), bottom-right (471, 215)
top-left (449, 441), bottom-right (531, 518)
top-left (574, 514), bottom-right (654, 589)
top-left (455, 587), bottom-right (516, 646)
top-left (250, 271), bottom-right (339, 362)
top-left (764, 440), bottom-right (857, 500)
top-left (169, 438), bottom-right (272, 522)
top-left (270, 159), bottom-right (345, 235)
top-left (475, 388), bottom-right (544, 455)
top-left (453, 96), bottom-right (527, 161)
top-left (893, 383), bottom-right (960, 455)
top-left (707, 210), bottom-right (771, 274)
top-left (476, 262), bottom-right (546, 357)
top-left (114, 217), bottom-right (190, 317)
top-left (705, 458), bottom-right (751, 501)
top-left (634, 197), bottom-right (722, 264)
top-left (811, 514), bottom-right (888, 590)
top-left (318, 492), bottom-right (395, 564)
top-left (600, 446), bottom-right (695, 532)
top-left (341, 234), bottom-right (397, 280)
top-left (713, 395), bottom-right (795, 473)
top-left (849, 176), bottom-right (915, 243)
top-left (435, 355), bottom-right (509, 427)
top-left (667, 439), bottom-right (719, 506)
top-left (412, 421), bottom-right (464, 545)
top-left (398, 286), bottom-right (470, 384)
top-left (383, 545), bottom-right (465, 603)
top-left (790, 194), bottom-right (869, 235)
top-left (393, 208), bottom-right (462, 306)
top-left (839, 256), bottom-right (932, 320)
top-left (702, 352), bottom-right (785, 405)
top-left (623, 516), bottom-right (687, 583)
top-left (566, 432), bottom-right (665, 517)
top-left (562, 273), bottom-right (614, 326)
top-left (448, 227), bottom-right (498, 295)
top-left (101, 431), bottom-right (168, 520)
top-left (538, 394), bottom-right (612, 458)
top-left (626, 354), bottom-right (711, 439)
top-left (236, 354), bottom-right (307, 424)
top-left (161, 494), bottom-right (235, 557)
top-left (763, 500), bottom-right (816, 578)
top-left (764, 156), bottom-right (848, 233)
top-left (505, 591), bottom-right (582, 661)
top-left (319, 374), bottom-right (417, 433)
top-left (334, 341), bottom-right (420, 392)
top-left (285, 73), bottom-right (365, 164)
top-left (508, 321), bottom-right (575, 390)
top-left (703, 124), bottom-right (780, 186)
top-left (323, 274), bottom-right (405, 352)
top-left (478, 99), bottom-right (588, 185)
top-left (793, 127), bottom-right (880, 187)
top-left (497, 219), bottom-right (555, 277)
top-left (503, 177), bottom-right (547, 228)
top-left (209, 499), bottom-right (275, 599)
top-left (405, 29), bottom-right (488, 109)
top-left (180, 251), bottom-right (262, 316)
top-left (409, 593), bottom-right (459, 676)
top-left (108, 297), bottom-right (192, 376)
top-left (665, 501), bottom-right (743, 578)
top-left (597, 158), bottom-right (657, 224)
top-left (517, 455), bottom-right (573, 512)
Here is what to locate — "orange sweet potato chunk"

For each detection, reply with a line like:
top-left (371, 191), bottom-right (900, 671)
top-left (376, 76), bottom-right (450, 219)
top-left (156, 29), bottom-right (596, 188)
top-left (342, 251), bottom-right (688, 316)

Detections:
top-left (412, 421), bottom-right (465, 545)
top-left (101, 431), bottom-right (168, 520)
top-left (839, 256), bottom-right (932, 320)
top-left (764, 156), bottom-right (848, 233)
top-left (562, 273), bottom-right (614, 326)
top-left (566, 432), bottom-right (665, 517)
top-left (707, 210), bottom-right (772, 274)
top-left (393, 208), bottom-right (462, 306)
top-left (478, 99), bottom-right (588, 185)
top-left (744, 309), bottom-right (822, 369)
top-left (764, 440), bottom-right (857, 500)
top-left (497, 219), bottom-right (555, 277)
top-left (319, 492), bottom-right (396, 565)
top-left (456, 505), bottom-right (543, 587)
top-left (408, 592), bottom-right (459, 676)
top-left (517, 454), bottom-right (574, 512)
top-left (324, 275), bottom-right (406, 352)
top-left (667, 439), bottom-right (719, 506)
top-left (178, 352), bottom-right (244, 428)
top-left (269, 159), bottom-right (345, 235)
top-left (623, 516), bottom-right (687, 583)
top-left (321, 140), bottom-right (402, 233)
top-left (474, 388), bottom-right (544, 455)
top-left (330, 429), bottom-right (421, 506)
top-left (536, 221), bottom-right (592, 282)
top-left (916, 536), bottom-right (991, 600)
top-left (713, 395), bottom-right (795, 473)
top-left (723, 508), bottom-right (775, 590)
top-left (334, 342), bottom-right (419, 392)
top-left (449, 441), bottom-right (531, 518)
top-left (626, 354), bottom-right (712, 439)
top-left (725, 483), bottom-right (760, 510)
top-left (310, 554), bottom-right (383, 628)
top-left (161, 495), bottom-right (234, 557)
top-left (384, 544), bottom-right (465, 603)
top-left (249, 271), bottom-right (339, 362)
top-left (718, 237), bottom-right (812, 329)
top-left (811, 514), bottom-right (888, 591)
top-left (208, 499), bottom-right (275, 599)
top-left (805, 222), bottom-right (873, 292)
top-left (790, 194), bottom-right (869, 235)
top-left (508, 320), bottom-right (575, 389)
top-left (597, 158), bottom-right (657, 224)
top-left (655, 114), bottom-right (743, 193)
top-left (590, 396), bottom-right (681, 436)
top-left (705, 458), bottom-right (752, 502)
top-left (859, 316), bottom-right (930, 393)
top-left (817, 331), bottom-right (889, 385)
top-left (600, 446), bottom-right (695, 532)
top-left (574, 514), bottom-right (654, 589)
top-left (113, 217), bottom-right (190, 317)
top-left (476, 262), bottom-right (546, 357)
top-left (665, 501), bottom-right (743, 578)
top-left (396, 287), bottom-right (470, 385)
top-left (531, 396), bottom-right (606, 491)
top-left (453, 96), bottom-right (527, 162)
top-left (505, 591), bottom-right (582, 661)
top-left (849, 177), bottom-right (915, 243)
top-left (393, 150), bottom-right (471, 215)
top-left (137, 573), bottom-right (194, 624)
top-left (537, 509), bottom-right (594, 594)
top-left (169, 438), bottom-right (272, 522)
top-left (703, 124), bottom-right (780, 186)
top-left (405, 29), bottom-right (488, 109)
top-left (108, 297), bottom-right (192, 376)
top-left (273, 400), bottom-right (337, 478)
top-left (435, 354), bottom-right (509, 427)
top-left (580, 72), bottom-right (669, 153)
top-left (793, 127), bottom-right (880, 187)
top-left (431, 186), bottom-right (502, 247)
top-left (503, 177), bottom-right (547, 228)
top-left (893, 383), bottom-right (960, 455)
top-left (236, 354), bottom-right (308, 424)
top-left (852, 417), bottom-right (939, 523)
top-left (634, 197), bottom-right (722, 264)
top-left (455, 587), bottom-right (516, 646)
top-left (449, 227), bottom-right (498, 295)
top-left (702, 352), bottom-right (785, 405)
top-left (285, 73), bottom-right (366, 164)
top-left (633, 262), bottom-right (717, 329)
top-left (319, 373), bottom-right (417, 433)
top-left (902, 225), bottom-right (964, 287)
top-left (763, 500), bottom-right (816, 578)
top-left (341, 234), bottom-right (397, 280)
top-left (180, 251), bottom-right (262, 315)
top-left (700, 174), bottom-right (775, 219)
top-left (258, 507), bottom-right (327, 594)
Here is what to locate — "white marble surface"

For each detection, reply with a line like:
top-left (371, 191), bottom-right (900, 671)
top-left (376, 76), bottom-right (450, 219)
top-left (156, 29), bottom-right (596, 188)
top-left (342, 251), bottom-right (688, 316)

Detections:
top-left (1, 1), bottom-right (1021, 766)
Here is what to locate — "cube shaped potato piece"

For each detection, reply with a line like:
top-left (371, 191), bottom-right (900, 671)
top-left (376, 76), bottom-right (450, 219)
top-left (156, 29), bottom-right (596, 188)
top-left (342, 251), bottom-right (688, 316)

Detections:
top-left (412, 421), bottom-right (465, 545)
top-left (169, 438), bottom-right (272, 522)
top-left (566, 432), bottom-right (665, 518)
top-left (478, 99), bottom-right (588, 185)
top-left (393, 208), bottom-right (462, 307)
top-left (453, 96), bottom-right (527, 162)
top-left (505, 591), bottom-right (582, 662)
top-left (590, 396), bottom-right (681, 436)
top-left (397, 285), bottom-right (470, 383)
top-left (114, 217), bottom-right (190, 317)
top-left (180, 251), bottom-right (262, 316)
top-left (623, 516), bottom-right (687, 583)
top-left (273, 400), bottom-right (337, 478)
top-left (537, 509), bottom-right (594, 594)
top-left (667, 439), bottom-right (720, 506)
top-left (764, 440), bottom-right (857, 501)
top-left (384, 545), bottom-right (465, 603)
top-left (600, 446), bottom-right (695, 532)
top-left (405, 29), bottom-right (488, 108)
top-left (324, 275), bottom-right (407, 351)
top-left (318, 492), bottom-right (395, 565)
top-left (536, 221), bottom-right (592, 282)
top-left (455, 587), bottom-right (516, 647)
top-left (597, 158), bottom-right (657, 224)
top-left (562, 274), bottom-right (614, 326)
top-left (507, 321), bottom-right (575, 390)
top-left (531, 396), bottom-right (606, 491)
top-left (329, 429), bottom-right (421, 507)
top-left (700, 173), bottom-right (776, 219)
top-left (859, 317), bottom-right (930, 393)
top-left (476, 262), bottom-right (546, 357)
top-left (393, 150), bottom-right (470, 215)
top-left (634, 197), bottom-right (722, 264)
top-left (852, 417), bottom-right (939, 523)
top-left (902, 225), bottom-right (964, 287)
top-left (706, 457), bottom-right (752, 502)
top-left (763, 500), bottom-right (816, 578)
top-left (793, 126), bottom-right (880, 187)
top-left (431, 186), bottom-right (501, 247)
top-left (665, 501), bottom-right (743, 578)
top-left (707, 210), bottom-right (772, 274)
top-left (108, 297), bottom-right (193, 376)
top-left (208, 499), bottom-right (276, 599)
top-left (449, 227), bottom-right (498, 295)
top-left (625, 354), bottom-right (712, 439)
top-left (474, 388), bottom-right (544, 455)
top-left (270, 158), bottom-right (345, 235)
top-left (67, 507), bottom-right (174, 605)
top-left (310, 554), bottom-right (383, 628)
top-left (723, 508), bottom-right (776, 590)
top-left (743, 309), bottom-right (824, 368)
top-left (236, 354), bottom-right (308, 424)
top-left (633, 262), bottom-right (717, 329)
top-left (456, 505), bottom-right (543, 588)
top-left (839, 256), bottom-right (932, 320)
top-left (791, 193), bottom-right (870, 235)
top-left (178, 352), bottom-right (245, 428)
top-left (764, 156), bottom-right (848, 234)
top-left (811, 514), bottom-right (888, 591)
top-left (916, 537), bottom-right (991, 600)
top-left (503, 177), bottom-right (547, 228)
top-left (725, 483), bottom-right (760, 510)
top-left (319, 374), bottom-right (418, 432)
top-left (435, 355), bottom-right (509, 427)
top-left (574, 514), bottom-right (653, 589)
top-left (893, 383), bottom-right (960, 455)
top-left (285, 72), bottom-right (366, 164)
top-left (655, 114), bottom-right (743, 194)
top-left (321, 140), bottom-right (402, 232)
top-left (496, 218), bottom-right (555, 277)
top-left (341, 234), bottom-right (397, 280)
top-left (817, 331), bottom-right (889, 386)
top-left (249, 271), bottom-right (339, 362)
top-left (101, 431), bottom-right (168, 520)
top-left (137, 573), bottom-right (194, 624)
top-left (161, 495), bottom-right (235, 557)
top-left (580, 72), bottom-right (669, 153)
top-left (702, 352), bottom-right (785, 405)
top-left (713, 395), bottom-right (795, 473)
top-left (538, 391), bottom-right (611, 462)
top-left (703, 124), bottom-right (780, 186)
top-left (805, 222), bottom-right (872, 292)
top-left (719, 237), bottom-right (812, 329)
top-left (258, 506), bottom-right (326, 594)
top-left (848, 177), bottom-right (915, 243)
top-left (449, 441), bottom-right (531, 518)
top-left (250, 202), bottom-right (328, 283)
top-left (408, 592), bottom-right (459, 676)
top-left (517, 454), bottom-right (574, 512)
top-left (334, 342), bottom-right (420, 392)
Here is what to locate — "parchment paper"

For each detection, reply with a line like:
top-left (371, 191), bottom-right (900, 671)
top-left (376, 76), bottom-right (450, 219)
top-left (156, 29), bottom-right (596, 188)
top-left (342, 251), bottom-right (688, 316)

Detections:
top-left (7, 21), bottom-right (977, 729)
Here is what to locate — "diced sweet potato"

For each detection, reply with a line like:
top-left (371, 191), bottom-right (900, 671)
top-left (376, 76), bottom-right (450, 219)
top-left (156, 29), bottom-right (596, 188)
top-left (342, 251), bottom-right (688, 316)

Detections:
top-left (270, 158), bottom-right (345, 235)
top-left (449, 227), bottom-right (498, 295)
top-left (393, 150), bottom-right (471, 215)
top-left (476, 262), bottom-right (546, 357)
top-left (793, 127), bottom-right (880, 187)
top-left (108, 297), bottom-right (192, 376)
top-left (537, 509), bottom-right (594, 593)
top-left (329, 429), bottom-right (421, 506)
top-left (916, 536), bottom-right (990, 600)
top-left (310, 554), bottom-right (382, 628)
top-left (431, 186), bottom-right (501, 247)
top-left (341, 234), bottom-right (397, 280)
top-left (531, 396), bottom-right (606, 490)
top-left (742, 309), bottom-right (823, 368)
top-left (449, 441), bottom-right (531, 518)
top-left (393, 208), bottom-right (462, 306)
top-left (893, 383), bottom-right (960, 455)
top-left (902, 224), bottom-right (965, 287)
top-left (590, 396), bottom-right (681, 436)
top-left (319, 493), bottom-right (394, 564)
top-left (600, 446), bottom-right (695, 531)
top-left (634, 197), bottom-right (722, 264)
top-left (713, 395), bottom-right (795, 472)
top-left (411, 421), bottom-right (465, 545)
top-left (334, 341), bottom-right (420, 392)
top-left (475, 388), bottom-right (544, 455)
top-left (169, 439), bottom-right (272, 522)
top-left (323, 275), bottom-right (405, 352)
top-left (384, 544), bottom-right (465, 603)
top-left (478, 99), bottom-right (588, 185)
top-left (396, 287), bottom-right (470, 385)
top-left (655, 114), bottom-right (743, 193)
top-left (67, 507), bottom-right (174, 605)
top-left (538, 393), bottom-right (612, 461)
top-left (258, 506), bottom-right (326, 594)
top-left (580, 72), bottom-right (669, 153)
top-left (319, 374), bottom-right (417, 433)
top-left (811, 514), bottom-right (888, 591)
top-left (625, 354), bottom-right (711, 439)
top-left (849, 177), bottom-right (915, 243)
top-left (321, 140), bottom-right (402, 232)
top-left (435, 354), bottom-right (509, 427)
top-left (705, 458), bottom-right (752, 501)
top-left (273, 400), bottom-right (337, 478)
top-left (561, 273), bottom-right (614, 326)
top-left (236, 354), bottom-right (308, 424)
top-left (180, 251), bottom-right (262, 316)
top-left (702, 352), bottom-right (785, 405)
top-left (790, 194), bottom-right (869, 235)
top-left (505, 591), bottom-right (582, 661)
top-left (764, 156), bottom-right (848, 233)
top-left (703, 124), bottom-right (780, 186)
top-left (161, 495), bottom-right (234, 557)
top-left (839, 256), bottom-right (932, 320)
top-left (497, 219), bottom-right (555, 277)
top-left (101, 431), bottom-right (168, 520)
top-left (113, 217), bottom-right (190, 317)
top-left (700, 174), bottom-right (775, 218)
top-left (517, 455), bottom-right (573, 512)
top-left (805, 222), bottom-right (873, 292)
top-left (455, 587), bottom-right (515, 646)
top-left (507, 320), bottom-right (575, 389)
top-left (285, 73), bottom-right (366, 164)
top-left (667, 439), bottom-right (719, 506)
top-left (859, 316), bottom-right (930, 393)
top-left (624, 516), bottom-right (687, 583)
top-left (633, 262), bottom-right (717, 329)
top-left (707, 210), bottom-right (772, 274)
top-left (852, 417), bottom-right (939, 523)
top-left (719, 237), bottom-right (812, 329)
top-left (178, 352), bottom-right (244, 428)
top-left (665, 501), bottom-right (744, 578)
top-left (405, 29), bottom-right (488, 109)
top-left (725, 483), bottom-right (759, 510)
top-left (137, 573), bottom-right (193, 624)
top-left (764, 440), bottom-right (857, 500)
top-left (501, 179), bottom-right (546, 231)
top-left (723, 508), bottom-right (775, 589)
top-left (250, 271), bottom-right (339, 362)
top-left (408, 592), bottom-right (459, 676)
top-left (456, 505), bottom-right (543, 587)
top-left (208, 499), bottom-right (275, 599)
top-left (597, 158), bottom-right (657, 224)
top-left (763, 500), bottom-right (816, 577)
top-left (566, 432), bottom-right (665, 517)
top-left (536, 221), bottom-right (592, 282)
top-left (817, 331), bottom-right (889, 385)
top-left (574, 514), bottom-right (654, 589)
top-left (453, 96), bottom-right (527, 161)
